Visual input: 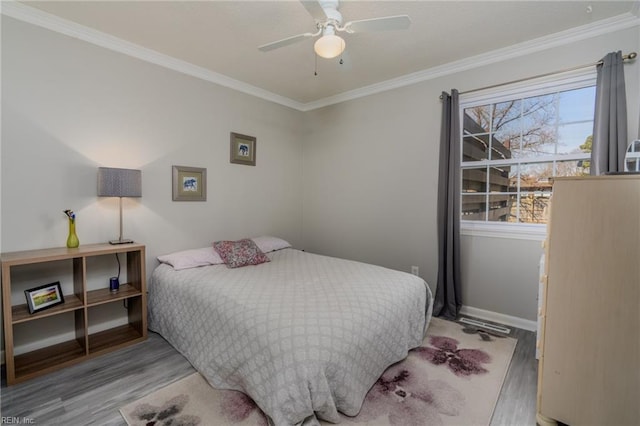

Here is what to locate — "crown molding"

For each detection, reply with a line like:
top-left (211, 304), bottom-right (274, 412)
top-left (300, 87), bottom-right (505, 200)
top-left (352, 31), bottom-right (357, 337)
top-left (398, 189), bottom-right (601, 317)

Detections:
top-left (302, 11), bottom-right (640, 111)
top-left (2, 0), bottom-right (638, 112)
top-left (0, 0), bottom-right (306, 111)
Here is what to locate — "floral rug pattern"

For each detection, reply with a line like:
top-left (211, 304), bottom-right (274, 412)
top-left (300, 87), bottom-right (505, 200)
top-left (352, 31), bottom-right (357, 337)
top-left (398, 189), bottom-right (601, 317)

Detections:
top-left (128, 394), bottom-right (201, 426)
top-left (353, 359), bottom-right (465, 426)
top-left (121, 318), bottom-right (516, 426)
top-left (413, 335), bottom-right (491, 377)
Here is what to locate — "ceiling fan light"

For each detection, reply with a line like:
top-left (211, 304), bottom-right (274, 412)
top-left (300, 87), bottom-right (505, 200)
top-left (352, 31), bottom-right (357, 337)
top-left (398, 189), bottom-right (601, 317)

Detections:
top-left (314, 34), bottom-right (345, 59)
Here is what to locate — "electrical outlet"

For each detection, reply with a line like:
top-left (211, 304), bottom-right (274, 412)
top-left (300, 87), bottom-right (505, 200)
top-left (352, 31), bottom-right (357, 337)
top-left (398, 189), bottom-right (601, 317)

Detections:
top-left (411, 266), bottom-right (419, 276)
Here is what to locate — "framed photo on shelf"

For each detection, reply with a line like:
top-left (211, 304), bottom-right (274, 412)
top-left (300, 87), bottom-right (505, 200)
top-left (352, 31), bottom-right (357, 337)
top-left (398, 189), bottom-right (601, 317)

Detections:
top-left (230, 132), bottom-right (257, 166)
top-left (172, 165), bottom-right (207, 201)
top-left (25, 281), bottom-right (65, 314)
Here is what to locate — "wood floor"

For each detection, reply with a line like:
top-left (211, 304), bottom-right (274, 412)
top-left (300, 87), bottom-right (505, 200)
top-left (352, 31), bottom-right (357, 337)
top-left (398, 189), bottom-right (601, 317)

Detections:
top-left (1, 320), bottom-right (538, 425)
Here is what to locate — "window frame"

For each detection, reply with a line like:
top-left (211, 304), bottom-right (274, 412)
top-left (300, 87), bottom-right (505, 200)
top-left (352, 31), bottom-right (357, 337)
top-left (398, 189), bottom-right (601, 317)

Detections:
top-left (459, 67), bottom-right (597, 240)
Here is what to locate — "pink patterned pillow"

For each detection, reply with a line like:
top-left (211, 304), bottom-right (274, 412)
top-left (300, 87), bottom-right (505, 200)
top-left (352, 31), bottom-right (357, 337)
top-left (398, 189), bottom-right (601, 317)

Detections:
top-left (213, 239), bottom-right (270, 268)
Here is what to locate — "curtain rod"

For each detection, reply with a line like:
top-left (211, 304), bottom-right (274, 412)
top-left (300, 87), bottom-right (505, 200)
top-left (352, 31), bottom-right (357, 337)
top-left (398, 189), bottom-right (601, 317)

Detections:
top-left (439, 51), bottom-right (637, 100)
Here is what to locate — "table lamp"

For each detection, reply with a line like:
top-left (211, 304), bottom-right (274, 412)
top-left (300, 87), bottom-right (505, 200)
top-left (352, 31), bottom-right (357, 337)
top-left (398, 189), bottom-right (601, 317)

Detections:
top-left (97, 167), bottom-right (142, 244)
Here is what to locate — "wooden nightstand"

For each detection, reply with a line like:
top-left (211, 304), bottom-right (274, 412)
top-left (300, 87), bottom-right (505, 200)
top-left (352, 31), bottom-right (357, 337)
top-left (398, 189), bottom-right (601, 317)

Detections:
top-left (1, 243), bottom-right (147, 385)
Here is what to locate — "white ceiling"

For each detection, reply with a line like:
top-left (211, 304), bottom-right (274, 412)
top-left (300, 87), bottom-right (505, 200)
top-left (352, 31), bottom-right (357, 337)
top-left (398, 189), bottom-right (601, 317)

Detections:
top-left (8, 1), bottom-right (640, 109)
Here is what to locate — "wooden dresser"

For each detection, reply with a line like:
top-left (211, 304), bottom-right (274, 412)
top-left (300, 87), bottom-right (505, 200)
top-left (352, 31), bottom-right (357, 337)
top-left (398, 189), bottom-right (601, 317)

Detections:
top-left (537, 176), bottom-right (639, 425)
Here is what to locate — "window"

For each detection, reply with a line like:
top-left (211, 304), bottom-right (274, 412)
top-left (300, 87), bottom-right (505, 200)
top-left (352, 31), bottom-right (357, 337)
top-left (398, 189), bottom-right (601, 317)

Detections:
top-left (626, 140), bottom-right (640, 172)
top-left (460, 72), bottom-right (596, 234)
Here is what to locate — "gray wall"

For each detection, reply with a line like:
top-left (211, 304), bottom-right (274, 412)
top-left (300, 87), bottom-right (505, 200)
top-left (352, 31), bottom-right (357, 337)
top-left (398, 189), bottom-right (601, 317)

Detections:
top-left (1, 17), bottom-right (305, 353)
top-left (302, 25), bottom-right (640, 323)
top-left (2, 16), bottom-right (305, 261)
top-left (302, 83), bottom-right (440, 283)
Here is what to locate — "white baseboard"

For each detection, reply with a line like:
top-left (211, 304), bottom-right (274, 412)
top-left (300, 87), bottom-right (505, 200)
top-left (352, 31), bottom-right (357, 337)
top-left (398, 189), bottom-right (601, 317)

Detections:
top-left (460, 305), bottom-right (537, 332)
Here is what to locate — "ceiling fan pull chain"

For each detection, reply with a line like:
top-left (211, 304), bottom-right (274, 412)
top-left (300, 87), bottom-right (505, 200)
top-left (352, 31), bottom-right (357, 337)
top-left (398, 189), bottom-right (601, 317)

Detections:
top-left (314, 52), bottom-right (318, 76)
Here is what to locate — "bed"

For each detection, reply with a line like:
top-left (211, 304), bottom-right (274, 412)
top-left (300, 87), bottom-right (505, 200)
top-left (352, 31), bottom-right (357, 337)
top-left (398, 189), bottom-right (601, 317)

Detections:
top-left (148, 242), bottom-right (433, 426)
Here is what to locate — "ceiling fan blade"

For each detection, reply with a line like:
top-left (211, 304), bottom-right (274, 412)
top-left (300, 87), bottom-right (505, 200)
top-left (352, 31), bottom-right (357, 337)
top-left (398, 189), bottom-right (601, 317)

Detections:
top-left (258, 33), bottom-right (314, 52)
top-left (344, 15), bottom-right (411, 33)
top-left (299, 0), bottom-right (327, 20)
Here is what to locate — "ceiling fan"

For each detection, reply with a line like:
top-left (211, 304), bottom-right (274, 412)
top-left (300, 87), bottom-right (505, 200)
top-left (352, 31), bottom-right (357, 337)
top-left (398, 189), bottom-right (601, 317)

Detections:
top-left (258, 0), bottom-right (411, 59)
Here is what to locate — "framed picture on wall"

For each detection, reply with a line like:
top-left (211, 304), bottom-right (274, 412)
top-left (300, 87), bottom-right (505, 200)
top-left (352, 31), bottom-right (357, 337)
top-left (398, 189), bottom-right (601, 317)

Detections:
top-left (25, 281), bottom-right (65, 314)
top-left (172, 165), bottom-right (207, 201)
top-left (230, 132), bottom-right (257, 166)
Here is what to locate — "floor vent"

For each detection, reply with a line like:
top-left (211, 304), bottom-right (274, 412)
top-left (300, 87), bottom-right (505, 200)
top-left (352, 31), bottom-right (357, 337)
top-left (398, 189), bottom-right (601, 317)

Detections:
top-left (458, 317), bottom-right (511, 335)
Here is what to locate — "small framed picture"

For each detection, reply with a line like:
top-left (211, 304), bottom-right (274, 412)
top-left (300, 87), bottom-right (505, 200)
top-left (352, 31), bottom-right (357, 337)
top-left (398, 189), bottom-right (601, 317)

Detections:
top-left (172, 165), bottom-right (207, 201)
top-left (230, 132), bottom-right (257, 166)
top-left (25, 281), bottom-right (65, 314)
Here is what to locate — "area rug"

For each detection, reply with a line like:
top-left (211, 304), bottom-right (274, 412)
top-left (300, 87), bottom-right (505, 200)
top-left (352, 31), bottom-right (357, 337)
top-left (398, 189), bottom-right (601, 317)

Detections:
top-left (120, 318), bottom-right (516, 426)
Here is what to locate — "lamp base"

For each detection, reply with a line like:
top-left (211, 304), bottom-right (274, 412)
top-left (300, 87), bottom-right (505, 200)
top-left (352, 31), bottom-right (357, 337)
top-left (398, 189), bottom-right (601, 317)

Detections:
top-left (109, 238), bottom-right (134, 245)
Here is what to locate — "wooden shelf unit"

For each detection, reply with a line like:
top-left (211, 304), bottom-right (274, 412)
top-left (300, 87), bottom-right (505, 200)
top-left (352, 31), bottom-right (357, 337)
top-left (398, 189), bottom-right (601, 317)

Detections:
top-left (1, 243), bottom-right (147, 385)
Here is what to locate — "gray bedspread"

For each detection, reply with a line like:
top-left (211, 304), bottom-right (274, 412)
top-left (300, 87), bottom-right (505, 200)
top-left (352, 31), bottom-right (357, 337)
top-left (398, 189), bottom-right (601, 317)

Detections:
top-left (148, 248), bottom-right (433, 425)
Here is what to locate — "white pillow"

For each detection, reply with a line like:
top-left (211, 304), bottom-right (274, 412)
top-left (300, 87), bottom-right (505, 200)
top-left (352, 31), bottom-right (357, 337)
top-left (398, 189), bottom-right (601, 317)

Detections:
top-left (251, 236), bottom-right (291, 253)
top-left (157, 247), bottom-right (224, 270)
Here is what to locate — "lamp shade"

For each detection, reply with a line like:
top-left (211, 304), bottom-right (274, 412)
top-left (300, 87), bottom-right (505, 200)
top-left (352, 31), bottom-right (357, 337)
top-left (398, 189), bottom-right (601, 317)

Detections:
top-left (314, 34), bottom-right (345, 59)
top-left (97, 167), bottom-right (142, 198)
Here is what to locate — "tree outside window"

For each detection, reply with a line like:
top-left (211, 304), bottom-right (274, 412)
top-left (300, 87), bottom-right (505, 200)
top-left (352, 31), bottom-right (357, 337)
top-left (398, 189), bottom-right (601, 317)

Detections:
top-left (461, 86), bottom-right (595, 224)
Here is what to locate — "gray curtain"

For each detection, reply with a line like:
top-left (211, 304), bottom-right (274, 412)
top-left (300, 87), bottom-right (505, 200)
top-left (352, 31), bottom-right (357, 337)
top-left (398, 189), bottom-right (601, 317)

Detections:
top-left (434, 90), bottom-right (462, 320)
top-left (591, 51), bottom-right (628, 175)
